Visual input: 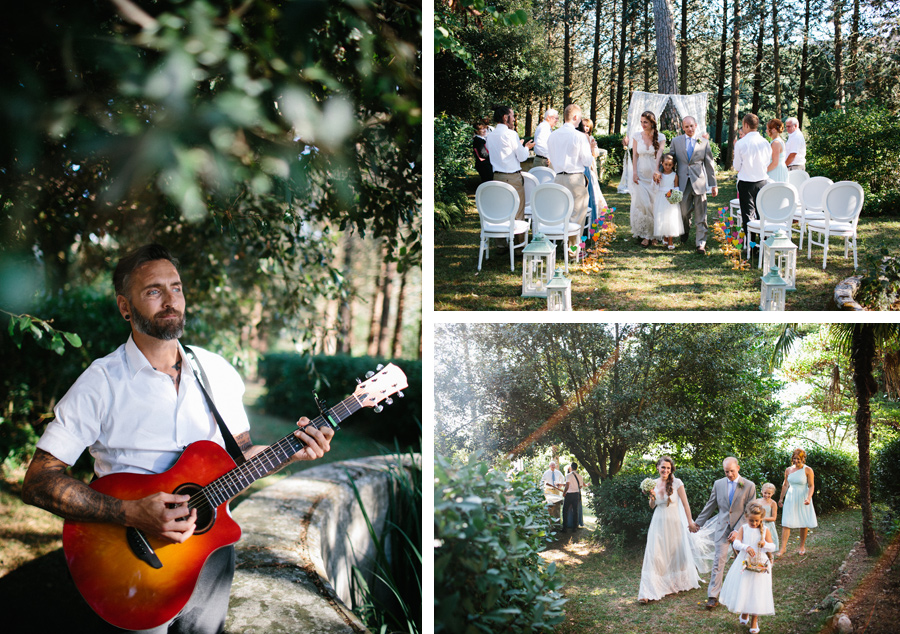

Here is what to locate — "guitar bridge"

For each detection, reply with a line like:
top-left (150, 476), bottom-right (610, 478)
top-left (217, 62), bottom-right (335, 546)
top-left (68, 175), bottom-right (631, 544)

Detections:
top-left (126, 526), bottom-right (163, 569)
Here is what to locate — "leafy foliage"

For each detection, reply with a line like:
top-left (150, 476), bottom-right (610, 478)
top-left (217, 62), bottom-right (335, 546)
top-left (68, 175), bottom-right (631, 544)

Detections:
top-left (258, 353), bottom-right (421, 450)
top-left (434, 451), bottom-right (566, 633)
top-left (806, 105), bottom-right (900, 217)
top-left (856, 244), bottom-right (900, 310)
top-left (872, 435), bottom-right (900, 504)
top-left (434, 114), bottom-right (474, 229)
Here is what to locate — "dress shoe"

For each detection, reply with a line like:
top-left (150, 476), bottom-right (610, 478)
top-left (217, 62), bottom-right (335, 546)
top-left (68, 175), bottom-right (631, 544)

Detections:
top-left (697, 245), bottom-right (707, 255)
top-left (705, 597), bottom-right (719, 610)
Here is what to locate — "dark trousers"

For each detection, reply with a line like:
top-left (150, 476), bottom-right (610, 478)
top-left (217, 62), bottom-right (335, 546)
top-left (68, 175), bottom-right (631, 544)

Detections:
top-left (737, 179), bottom-right (766, 240)
top-left (563, 492), bottom-right (580, 531)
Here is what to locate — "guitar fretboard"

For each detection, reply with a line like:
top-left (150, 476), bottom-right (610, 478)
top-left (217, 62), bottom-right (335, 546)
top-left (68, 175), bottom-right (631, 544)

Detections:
top-left (198, 395), bottom-right (361, 508)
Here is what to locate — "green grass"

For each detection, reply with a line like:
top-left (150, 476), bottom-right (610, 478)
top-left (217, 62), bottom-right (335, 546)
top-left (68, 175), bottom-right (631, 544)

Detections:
top-left (544, 508), bottom-right (867, 634)
top-left (435, 172), bottom-right (900, 311)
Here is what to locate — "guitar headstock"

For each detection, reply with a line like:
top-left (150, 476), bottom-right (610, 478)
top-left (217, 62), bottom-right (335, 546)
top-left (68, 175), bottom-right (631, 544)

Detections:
top-left (353, 363), bottom-right (408, 411)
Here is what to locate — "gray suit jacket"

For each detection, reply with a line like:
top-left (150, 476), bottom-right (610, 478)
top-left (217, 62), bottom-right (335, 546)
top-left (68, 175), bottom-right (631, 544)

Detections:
top-left (695, 476), bottom-right (757, 543)
top-left (671, 134), bottom-right (717, 195)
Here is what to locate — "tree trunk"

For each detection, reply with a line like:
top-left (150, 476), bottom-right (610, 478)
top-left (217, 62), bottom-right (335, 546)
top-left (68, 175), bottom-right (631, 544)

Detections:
top-left (337, 233), bottom-right (355, 354)
top-left (852, 325), bottom-right (880, 556)
top-left (715, 0), bottom-right (728, 144)
top-left (849, 0), bottom-right (860, 83)
top-left (653, 0), bottom-right (679, 132)
top-left (525, 104), bottom-right (533, 141)
top-left (609, 0), bottom-right (619, 134)
top-left (643, 2), bottom-right (651, 92)
top-left (376, 261), bottom-right (395, 358)
top-left (834, 0), bottom-right (845, 108)
top-left (773, 0), bottom-right (782, 118)
top-left (798, 0), bottom-right (810, 126)
top-left (614, 0), bottom-right (628, 135)
top-left (726, 0), bottom-right (741, 168)
top-left (628, 6), bottom-right (636, 100)
top-left (752, 10), bottom-right (764, 114)
top-left (680, 0), bottom-right (688, 94)
top-left (564, 0), bottom-right (572, 107)
top-left (366, 256), bottom-right (387, 357)
top-left (590, 0), bottom-right (601, 123)
top-left (390, 267), bottom-right (407, 358)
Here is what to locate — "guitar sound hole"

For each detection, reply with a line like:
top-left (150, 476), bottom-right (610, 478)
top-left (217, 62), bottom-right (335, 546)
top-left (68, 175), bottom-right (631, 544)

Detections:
top-left (173, 482), bottom-right (215, 535)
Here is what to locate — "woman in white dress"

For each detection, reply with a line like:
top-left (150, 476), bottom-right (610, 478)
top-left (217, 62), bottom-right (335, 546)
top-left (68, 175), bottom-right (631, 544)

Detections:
top-left (719, 503), bottom-right (776, 633)
top-left (638, 456), bottom-right (701, 603)
top-left (630, 111), bottom-right (666, 247)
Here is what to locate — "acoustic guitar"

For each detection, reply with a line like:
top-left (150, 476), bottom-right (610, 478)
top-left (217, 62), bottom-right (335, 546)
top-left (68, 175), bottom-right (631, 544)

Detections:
top-left (62, 363), bottom-right (408, 630)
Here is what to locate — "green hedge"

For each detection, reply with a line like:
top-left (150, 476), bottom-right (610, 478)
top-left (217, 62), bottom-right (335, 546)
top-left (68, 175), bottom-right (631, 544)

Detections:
top-left (873, 436), bottom-right (900, 503)
top-left (590, 448), bottom-right (859, 548)
top-left (435, 113), bottom-right (474, 228)
top-left (434, 452), bottom-right (566, 633)
top-left (258, 353), bottom-right (421, 450)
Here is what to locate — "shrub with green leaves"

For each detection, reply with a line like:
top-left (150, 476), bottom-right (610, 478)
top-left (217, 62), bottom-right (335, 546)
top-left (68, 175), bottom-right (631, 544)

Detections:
top-left (434, 452), bottom-right (566, 633)
top-left (873, 435), bottom-right (900, 504)
top-left (807, 105), bottom-right (900, 216)
top-left (435, 113), bottom-right (474, 228)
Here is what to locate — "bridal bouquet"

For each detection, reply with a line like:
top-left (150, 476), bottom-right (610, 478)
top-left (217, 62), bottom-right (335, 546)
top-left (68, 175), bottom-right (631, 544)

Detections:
top-left (640, 478), bottom-right (656, 495)
top-left (666, 188), bottom-right (683, 205)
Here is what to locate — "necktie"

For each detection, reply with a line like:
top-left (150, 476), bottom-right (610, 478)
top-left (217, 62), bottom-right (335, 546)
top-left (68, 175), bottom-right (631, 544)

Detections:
top-left (728, 480), bottom-right (735, 506)
top-left (687, 138), bottom-right (694, 161)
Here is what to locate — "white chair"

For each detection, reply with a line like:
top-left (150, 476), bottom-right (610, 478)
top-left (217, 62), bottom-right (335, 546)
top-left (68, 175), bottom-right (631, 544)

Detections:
top-left (529, 166), bottom-right (556, 185)
top-left (747, 182), bottom-right (798, 268)
top-left (787, 169), bottom-right (809, 190)
top-left (729, 198), bottom-right (741, 222)
top-left (522, 171), bottom-right (539, 220)
top-left (531, 183), bottom-right (578, 273)
top-left (793, 176), bottom-right (833, 249)
top-left (475, 181), bottom-right (530, 272)
top-left (806, 181), bottom-right (865, 270)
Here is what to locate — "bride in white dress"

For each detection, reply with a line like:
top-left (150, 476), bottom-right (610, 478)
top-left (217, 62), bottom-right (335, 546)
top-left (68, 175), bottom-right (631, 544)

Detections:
top-left (630, 111), bottom-right (667, 247)
top-left (638, 456), bottom-right (702, 602)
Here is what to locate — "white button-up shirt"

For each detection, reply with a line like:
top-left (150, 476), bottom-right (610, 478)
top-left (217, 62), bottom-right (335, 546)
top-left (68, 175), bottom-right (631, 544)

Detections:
top-left (785, 129), bottom-right (806, 167)
top-left (486, 123), bottom-right (529, 173)
top-left (533, 120), bottom-right (553, 158)
top-left (37, 336), bottom-right (251, 477)
top-left (548, 122), bottom-right (592, 174)
top-left (542, 468), bottom-right (563, 489)
top-left (733, 130), bottom-right (771, 183)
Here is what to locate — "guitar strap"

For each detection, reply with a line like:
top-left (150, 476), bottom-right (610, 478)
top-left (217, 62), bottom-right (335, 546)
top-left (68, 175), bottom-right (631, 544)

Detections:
top-left (184, 345), bottom-right (246, 465)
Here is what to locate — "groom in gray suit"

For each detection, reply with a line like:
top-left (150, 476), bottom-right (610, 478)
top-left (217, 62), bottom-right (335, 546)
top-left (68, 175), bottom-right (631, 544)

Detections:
top-left (692, 456), bottom-right (757, 609)
top-left (670, 116), bottom-right (718, 254)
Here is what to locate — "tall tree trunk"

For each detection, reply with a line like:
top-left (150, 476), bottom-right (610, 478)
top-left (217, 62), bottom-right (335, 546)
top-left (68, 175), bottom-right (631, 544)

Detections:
top-left (376, 261), bottom-right (395, 358)
top-left (653, 0), bottom-right (679, 131)
top-left (715, 0), bottom-right (728, 144)
top-left (614, 0), bottom-right (629, 135)
top-left (525, 104), bottom-right (533, 140)
top-left (643, 2), bottom-right (651, 92)
top-left (564, 0), bottom-right (572, 107)
top-left (366, 256), bottom-right (387, 357)
top-left (773, 0), bottom-right (782, 118)
top-left (591, 0), bottom-right (602, 123)
top-left (337, 232), bottom-right (355, 355)
top-left (851, 325), bottom-right (880, 556)
top-left (628, 6), bottom-right (636, 99)
top-left (390, 267), bottom-right (407, 358)
top-left (680, 0), bottom-right (688, 94)
top-left (849, 0), bottom-right (860, 84)
top-left (834, 0), bottom-right (845, 108)
top-left (609, 0), bottom-right (619, 133)
top-left (798, 0), bottom-right (810, 126)
top-left (752, 9), bottom-right (764, 114)
top-left (726, 0), bottom-right (741, 168)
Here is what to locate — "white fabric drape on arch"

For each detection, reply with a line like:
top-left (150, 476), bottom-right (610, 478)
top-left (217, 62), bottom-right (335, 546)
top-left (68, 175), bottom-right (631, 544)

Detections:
top-left (618, 91), bottom-right (710, 194)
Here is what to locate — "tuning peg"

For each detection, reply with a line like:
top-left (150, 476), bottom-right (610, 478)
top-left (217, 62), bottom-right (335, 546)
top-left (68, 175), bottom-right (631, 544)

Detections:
top-left (385, 397), bottom-right (393, 405)
top-left (365, 371), bottom-right (375, 379)
top-left (373, 405), bottom-right (383, 413)
top-left (397, 391), bottom-right (404, 398)
top-left (356, 378), bottom-right (361, 384)
top-left (376, 364), bottom-right (384, 371)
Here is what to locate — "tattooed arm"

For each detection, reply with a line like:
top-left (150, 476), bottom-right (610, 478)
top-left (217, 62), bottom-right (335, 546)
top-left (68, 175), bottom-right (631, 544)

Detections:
top-left (22, 448), bottom-right (197, 543)
top-left (235, 416), bottom-right (333, 476)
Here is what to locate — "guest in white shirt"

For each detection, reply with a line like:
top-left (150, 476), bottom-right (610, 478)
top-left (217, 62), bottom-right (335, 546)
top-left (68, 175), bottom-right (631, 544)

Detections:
top-left (542, 461), bottom-right (565, 493)
top-left (486, 105), bottom-right (534, 228)
top-left (784, 117), bottom-right (806, 171)
top-left (533, 108), bottom-right (559, 170)
top-left (732, 113), bottom-right (772, 246)
top-left (562, 462), bottom-right (584, 533)
top-left (22, 244), bottom-right (334, 632)
top-left (548, 104), bottom-right (593, 250)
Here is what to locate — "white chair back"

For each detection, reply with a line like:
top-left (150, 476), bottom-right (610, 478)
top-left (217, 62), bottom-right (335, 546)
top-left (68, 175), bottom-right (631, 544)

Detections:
top-left (756, 182), bottom-right (798, 225)
top-left (787, 170), bottom-right (809, 189)
top-left (522, 171), bottom-right (539, 210)
top-left (529, 166), bottom-right (556, 185)
top-left (475, 181), bottom-right (519, 228)
top-left (531, 183), bottom-right (574, 233)
top-left (823, 181), bottom-right (865, 225)
top-left (799, 176), bottom-right (834, 212)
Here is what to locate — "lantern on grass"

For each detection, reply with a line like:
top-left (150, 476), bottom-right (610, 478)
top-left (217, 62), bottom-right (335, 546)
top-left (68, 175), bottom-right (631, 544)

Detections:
top-left (763, 229), bottom-right (798, 291)
top-left (521, 233), bottom-right (555, 297)
top-left (546, 268), bottom-right (572, 311)
top-left (760, 266), bottom-right (788, 311)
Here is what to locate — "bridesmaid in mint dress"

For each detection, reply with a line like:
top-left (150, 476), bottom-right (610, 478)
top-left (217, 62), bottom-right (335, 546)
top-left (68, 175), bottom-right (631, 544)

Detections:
top-left (777, 448), bottom-right (817, 556)
top-left (765, 119), bottom-right (789, 183)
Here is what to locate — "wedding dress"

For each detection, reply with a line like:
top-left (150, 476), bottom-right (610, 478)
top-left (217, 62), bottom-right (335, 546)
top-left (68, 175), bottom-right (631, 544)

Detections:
top-left (637, 477), bottom-right (700, 600)
top-left (630, 134), bottom-right (666, 241)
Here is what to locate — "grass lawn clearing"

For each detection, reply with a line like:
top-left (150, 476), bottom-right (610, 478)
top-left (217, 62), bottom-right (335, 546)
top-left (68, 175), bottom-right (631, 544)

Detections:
top-left (435, 172), bottom-right (900, 311)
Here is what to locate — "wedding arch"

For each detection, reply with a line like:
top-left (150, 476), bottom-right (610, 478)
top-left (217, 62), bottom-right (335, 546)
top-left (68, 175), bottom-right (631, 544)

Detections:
top-left (618, 90), bottom-right (710, 194)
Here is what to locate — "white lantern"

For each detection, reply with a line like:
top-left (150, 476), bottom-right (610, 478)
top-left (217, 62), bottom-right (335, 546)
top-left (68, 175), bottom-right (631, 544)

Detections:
top-left (763, 229), bottom-right (798, 291)
top-left (760, 266), bottom-right (788, 311)
top-left (546, 268), bottom-right (572, 311)
top-left (521, 233), bottom-right (556, 297)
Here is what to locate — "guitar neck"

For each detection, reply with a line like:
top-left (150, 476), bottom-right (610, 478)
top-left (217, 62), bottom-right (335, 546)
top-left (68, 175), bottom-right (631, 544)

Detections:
top-left (202, 395), bottom-right (361, 507)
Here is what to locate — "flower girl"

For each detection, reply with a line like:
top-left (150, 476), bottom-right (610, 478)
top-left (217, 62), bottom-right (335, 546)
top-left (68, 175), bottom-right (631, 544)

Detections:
top-left (719, 503), bottom-right (776, 633)
top-left (757, 483), bottom-right (780, 559)
top-left (653, 154), bottom-right (683, 250)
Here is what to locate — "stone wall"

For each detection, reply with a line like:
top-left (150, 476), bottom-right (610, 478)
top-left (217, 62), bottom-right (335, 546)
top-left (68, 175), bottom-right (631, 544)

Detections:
top-left (225, 454), bottom-right (419, 633)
